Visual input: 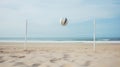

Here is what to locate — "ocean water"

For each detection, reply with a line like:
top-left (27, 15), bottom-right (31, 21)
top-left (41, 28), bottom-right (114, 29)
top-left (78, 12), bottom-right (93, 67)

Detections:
top-left (0, 37), bottom-right (120, 41)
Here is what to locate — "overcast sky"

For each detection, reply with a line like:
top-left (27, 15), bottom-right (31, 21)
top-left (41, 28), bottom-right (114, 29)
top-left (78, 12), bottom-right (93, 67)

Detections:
top-left (0, 0), bottom-right (120, 38)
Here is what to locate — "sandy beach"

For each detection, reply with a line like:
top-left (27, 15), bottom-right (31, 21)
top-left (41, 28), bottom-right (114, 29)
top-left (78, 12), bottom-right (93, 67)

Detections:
top-left (0, 42), bottom-right (120, 67)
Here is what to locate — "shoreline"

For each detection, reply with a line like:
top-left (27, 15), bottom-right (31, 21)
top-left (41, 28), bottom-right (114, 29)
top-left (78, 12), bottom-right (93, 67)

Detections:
top-left (0, 41), bottom-right (120, 43)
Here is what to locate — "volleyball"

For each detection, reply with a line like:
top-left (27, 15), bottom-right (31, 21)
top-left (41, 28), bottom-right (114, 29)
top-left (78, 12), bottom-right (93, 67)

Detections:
top-left (60, 18), bottom-right (68, 26)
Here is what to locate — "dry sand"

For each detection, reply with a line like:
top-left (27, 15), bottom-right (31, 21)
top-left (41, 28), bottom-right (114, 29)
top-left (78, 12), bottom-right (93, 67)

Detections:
top-left (0, 42), bottom-right (120, 67)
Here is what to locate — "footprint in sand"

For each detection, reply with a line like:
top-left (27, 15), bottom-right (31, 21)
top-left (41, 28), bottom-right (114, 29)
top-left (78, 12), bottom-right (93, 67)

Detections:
top-left (0, 60), bottom-right (6, 63)
top-left (63, 54), bottom-right (70, 60)
top-left (13, 62), bottom-right (28, 67)
top-left (24, 50), bottom-right (34, 54)
top-left (31, 63), bottom-right (41, 67)
top-left (0, 56), bottom-right (3, 59)
top-left (10, 55), bottom-right (17, 58)
top-left (50, 58), bottom-right (62, 63)
top-left (18, 56), bottom-right (25, 58)
top-left (9, 60), bottom-right (16, 63)
top-left (61, 63), bottom-right (76, 67)
top-left (0, 56), bottom-right (6, 63)
top-left (82, 60), bottom-right (91, 66)
top-left (10, 55), bottom-right (25, 58)
top-left (0, 50), bottom-right (4, 53)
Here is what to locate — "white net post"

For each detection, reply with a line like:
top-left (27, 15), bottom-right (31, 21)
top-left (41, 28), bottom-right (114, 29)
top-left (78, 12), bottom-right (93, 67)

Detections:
top-left (24, 19), bottom-right (28, 50)
top-left (93, 18), bottom-right (96, 52)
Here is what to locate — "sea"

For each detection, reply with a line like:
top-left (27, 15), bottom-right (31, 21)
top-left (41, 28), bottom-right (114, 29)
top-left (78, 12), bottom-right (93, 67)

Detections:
top-left (0, 37), bottom-right (120, 42)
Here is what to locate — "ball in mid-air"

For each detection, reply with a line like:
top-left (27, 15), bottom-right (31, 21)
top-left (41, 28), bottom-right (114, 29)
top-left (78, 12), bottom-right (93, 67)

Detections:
top-left (60, 18), bottom-right (68, 26)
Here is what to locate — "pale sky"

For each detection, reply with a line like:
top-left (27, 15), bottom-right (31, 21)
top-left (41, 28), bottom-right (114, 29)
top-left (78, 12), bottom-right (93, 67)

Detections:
top-left (0, 0), bottom-right (120, 38)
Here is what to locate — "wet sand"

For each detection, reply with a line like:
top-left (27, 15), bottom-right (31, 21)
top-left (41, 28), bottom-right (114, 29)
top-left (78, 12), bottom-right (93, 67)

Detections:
top-left (0, 42), bottom-right (120, 67)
